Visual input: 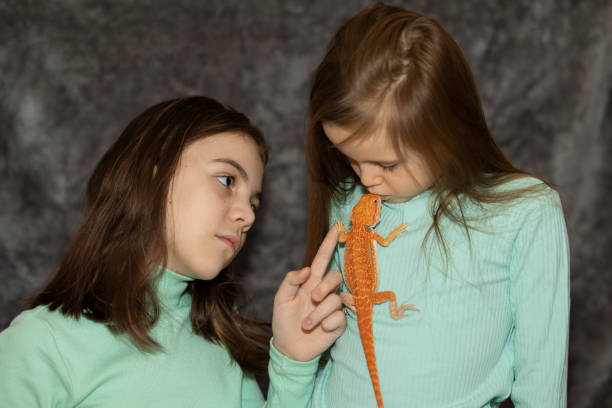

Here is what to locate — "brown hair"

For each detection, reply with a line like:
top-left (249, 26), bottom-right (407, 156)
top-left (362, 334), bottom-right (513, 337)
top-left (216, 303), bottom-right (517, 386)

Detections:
top-left (305, 3), bottom-right (547, 264)
top-left (29, 96), bottom-right (270, 374)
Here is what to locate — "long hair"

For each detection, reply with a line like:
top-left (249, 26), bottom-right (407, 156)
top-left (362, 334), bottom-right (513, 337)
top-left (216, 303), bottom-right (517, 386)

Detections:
top-left (29, 96), bottom-right (271, 374)
top-left (305, 3), bottom-right (547, 264)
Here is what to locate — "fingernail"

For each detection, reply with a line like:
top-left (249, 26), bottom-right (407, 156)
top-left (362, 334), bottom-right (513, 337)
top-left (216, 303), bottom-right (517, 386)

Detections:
top-left (312, 288), bottom-right (322, 300)
top-left (303, 318), bottom-right (312, 329)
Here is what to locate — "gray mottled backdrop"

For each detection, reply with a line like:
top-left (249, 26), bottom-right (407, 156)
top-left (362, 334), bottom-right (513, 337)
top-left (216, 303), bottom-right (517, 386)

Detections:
top-left (1, 1), bottom-right (611, 406)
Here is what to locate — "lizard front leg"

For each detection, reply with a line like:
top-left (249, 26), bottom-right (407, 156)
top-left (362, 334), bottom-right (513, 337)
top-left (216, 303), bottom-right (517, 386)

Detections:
top-left (335, 220), bottom-right (348, 243)
top-left (373, 291), bottom-right (419, 319)
top-left (373, 223), bottom-right (409, 246)
top-left (340, 291), bottom-right (357, 314)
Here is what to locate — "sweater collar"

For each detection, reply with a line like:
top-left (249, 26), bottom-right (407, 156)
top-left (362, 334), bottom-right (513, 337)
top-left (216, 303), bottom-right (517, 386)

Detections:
top-left (155, 267), bottom-right (193, 309)
top-left (380, 187), bottom-right (433, 209)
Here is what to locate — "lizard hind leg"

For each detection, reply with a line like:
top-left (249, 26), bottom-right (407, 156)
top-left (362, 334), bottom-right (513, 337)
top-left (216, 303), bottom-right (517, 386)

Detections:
top-left (373, 291), bottom-right (419, 320)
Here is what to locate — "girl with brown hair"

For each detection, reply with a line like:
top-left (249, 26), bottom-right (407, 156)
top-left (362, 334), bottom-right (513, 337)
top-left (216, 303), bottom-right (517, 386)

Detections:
top-left (305, 3), bottom-right (569, 407)
top-left (0, 96), bottom-right (346, 407)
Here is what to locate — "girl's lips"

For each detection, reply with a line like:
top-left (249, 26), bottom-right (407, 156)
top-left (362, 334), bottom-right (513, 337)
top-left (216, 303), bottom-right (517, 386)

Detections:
top-left (217, 236), bottom-right (237, 251)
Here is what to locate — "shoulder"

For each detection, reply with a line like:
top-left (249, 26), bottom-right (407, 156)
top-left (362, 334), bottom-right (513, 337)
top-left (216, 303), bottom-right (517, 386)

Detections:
top-left (0, 305), bottom-right (106, 366)
top-left (0, 306), bottom-right (71, 354)
top-left (489, 175), bottom-right (564, 218)
top-left (497, 174), bottom-right (558, 197)
top-left (0, 305), bottom-right (105, 358)
top-left (0, 306), bottom-right (74, 380)
top-left (0, 307), bottom-right (77, 404)
top-left (2, 307), bottom-right (55, 340)
top-left (490, 177), bottom-right (569, 252)
top-left (458, 176), bottom-right (567, 240)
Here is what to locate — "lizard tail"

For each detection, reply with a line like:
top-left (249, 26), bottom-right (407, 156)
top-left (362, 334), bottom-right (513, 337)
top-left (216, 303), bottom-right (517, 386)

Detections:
top-left (358, 315), bottom-right (384, 408)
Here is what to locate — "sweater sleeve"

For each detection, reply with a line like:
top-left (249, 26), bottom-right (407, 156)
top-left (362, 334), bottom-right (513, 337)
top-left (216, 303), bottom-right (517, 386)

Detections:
top-left (0, 311), bottom-right (73, 407)
top-left (254, 339), bottom-right (320, 408)
top-left (509, 192), bottom-right (570, 407)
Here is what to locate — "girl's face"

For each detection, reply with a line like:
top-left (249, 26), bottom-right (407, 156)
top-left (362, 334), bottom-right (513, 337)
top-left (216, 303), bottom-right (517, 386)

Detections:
top-left (165, 132), bottom-right (264, 280)
top-left (323, 122), bottom-right (434, 203)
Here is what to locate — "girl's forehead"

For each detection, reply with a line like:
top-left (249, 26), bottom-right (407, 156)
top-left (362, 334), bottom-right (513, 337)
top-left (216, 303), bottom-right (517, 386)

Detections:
top-left (179, 133), bottom-right (264, 181)
top-left (322, 121), bottom-right (401, 162)
top-left (183, 132), bottom-right (260, 160)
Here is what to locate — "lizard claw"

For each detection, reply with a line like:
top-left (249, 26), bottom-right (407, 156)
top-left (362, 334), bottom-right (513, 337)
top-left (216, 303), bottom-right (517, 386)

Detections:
top-left (390, 302), bottom-right (419, 319)
top-left (335, 220), bottom-right (348, 243)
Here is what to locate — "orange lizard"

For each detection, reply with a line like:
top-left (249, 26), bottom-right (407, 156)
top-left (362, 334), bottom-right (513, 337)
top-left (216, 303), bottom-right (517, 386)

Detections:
top-left (336, 193), bottom-right (418, 408)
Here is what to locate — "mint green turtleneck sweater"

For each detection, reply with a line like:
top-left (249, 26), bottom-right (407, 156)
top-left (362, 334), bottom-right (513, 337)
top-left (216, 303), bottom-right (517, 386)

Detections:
top-left (0, 269), bottom-right (319, 407)
top-left (311, 177), bottom-right (570, 407)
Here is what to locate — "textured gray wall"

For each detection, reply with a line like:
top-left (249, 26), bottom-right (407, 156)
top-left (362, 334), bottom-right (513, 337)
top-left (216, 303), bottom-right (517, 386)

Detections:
top-left (1, 1), bottom-right (611, 406)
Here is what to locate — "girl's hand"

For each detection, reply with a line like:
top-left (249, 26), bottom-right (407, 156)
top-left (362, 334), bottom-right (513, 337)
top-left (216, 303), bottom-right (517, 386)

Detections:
top-left (272, 225), bottom-right (346, 361)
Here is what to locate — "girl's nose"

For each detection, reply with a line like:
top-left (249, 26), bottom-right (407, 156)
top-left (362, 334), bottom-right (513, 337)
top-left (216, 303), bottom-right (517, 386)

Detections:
top-left (359, 165), bottom-right (383, 188)
top-left (230, 200), bottom-right (256, 231)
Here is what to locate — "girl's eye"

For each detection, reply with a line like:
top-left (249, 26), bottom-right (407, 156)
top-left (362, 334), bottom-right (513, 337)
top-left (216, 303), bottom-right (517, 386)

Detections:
top-left (250, 203), bottom-right (259, 213)
top-left (381, 163), bottom-right (398, 172)
top-left (216, 175), bottom-right (234, 188)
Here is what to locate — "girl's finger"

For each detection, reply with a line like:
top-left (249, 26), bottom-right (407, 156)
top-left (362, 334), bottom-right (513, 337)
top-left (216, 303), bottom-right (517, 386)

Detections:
top-left (309, 225), bottom-right (339, 280)
top-left (320, 309), bottom-right (347, 333)
top-left (274, 267), bottom-right (310, 303)
top-left (311, 269), bottom-right (343, 302)
top-left (301, 292), bottom-right (343, 330)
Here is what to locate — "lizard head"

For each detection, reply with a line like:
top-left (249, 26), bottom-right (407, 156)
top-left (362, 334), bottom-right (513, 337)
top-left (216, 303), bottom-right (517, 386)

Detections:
top-left (350, 194), bottom-right (382, 228)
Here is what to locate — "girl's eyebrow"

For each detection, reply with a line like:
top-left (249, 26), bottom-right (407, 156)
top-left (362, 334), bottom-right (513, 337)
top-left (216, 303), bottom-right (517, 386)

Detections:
top-left (213, 158), bottom-right (262, 199)
top-left (213, 158), bottom-right (249, 181)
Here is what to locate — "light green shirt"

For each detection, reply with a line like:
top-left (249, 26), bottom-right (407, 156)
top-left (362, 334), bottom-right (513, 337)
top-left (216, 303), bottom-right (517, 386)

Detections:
top-left (312, 177), bottom-right (569, 407)
top-left (0, 268), bottom-right (319, 407)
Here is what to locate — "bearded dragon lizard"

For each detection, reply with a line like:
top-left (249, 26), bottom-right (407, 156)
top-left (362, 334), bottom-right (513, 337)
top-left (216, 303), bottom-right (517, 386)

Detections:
top-left (336, 193), bottom-right (418, 408)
